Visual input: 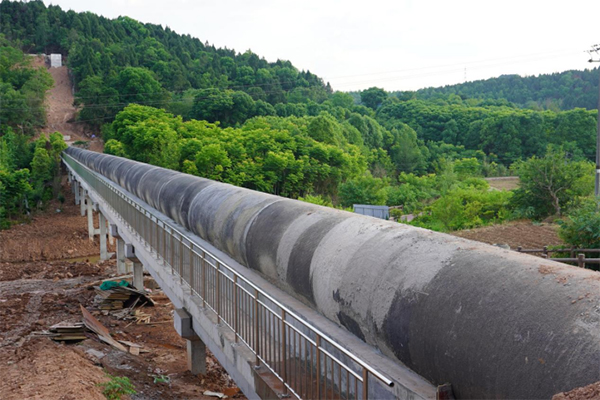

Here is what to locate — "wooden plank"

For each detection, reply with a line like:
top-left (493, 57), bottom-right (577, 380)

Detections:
top-left (80, 305), bottom-right (128, 352)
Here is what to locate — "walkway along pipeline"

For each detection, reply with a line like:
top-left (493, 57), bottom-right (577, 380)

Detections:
top-left (64, 147), bottom-right (600, 399)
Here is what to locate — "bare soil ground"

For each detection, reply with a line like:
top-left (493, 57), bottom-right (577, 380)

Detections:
top-left (553, 382), bottom-right (600, 400)
top-left (485, 176), bottom-right (520, 191)
top-left (452, 219), bottom-right (564, 250)
top-left (0, 179), bottom-right (106, 263)
top-left (0, 182), bottom-right (244, 400)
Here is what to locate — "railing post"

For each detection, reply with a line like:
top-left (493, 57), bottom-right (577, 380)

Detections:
top-left (154, 216), bottom-right (158, 253)
top-left (201, 251), bottom-right (206, 306)
top-left (316, 334), bottom-right (321, 399)
top-left (281, 309), bottom-right (288, 395)
top-left (234, 275), bottom-right (239, 343)
top-left (254, 288), bottom-right (260, 367)
top-left (216, 262), bottom-right (221, 324)
top-left (170, 230), bottom-right (175, 275)
top-left (578, 253), bottom-right (585, 268)
top-left (162, 223), bottom-right (166, 262)
top-left (189, 243), bottom-right (194, 291)
top-left (362, 367), bottom-right (369, 400)
top-left (179, 238), bottom-right (184, 284)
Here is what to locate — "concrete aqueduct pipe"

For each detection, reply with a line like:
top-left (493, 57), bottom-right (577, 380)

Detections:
top-left (65, 147), bottom-right (600, 399)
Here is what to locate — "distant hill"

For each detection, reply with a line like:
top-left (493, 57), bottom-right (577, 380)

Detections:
top-left (396, 69), bottom-right (599, 111)
top-left (0, 0), bottom-right (330, 105)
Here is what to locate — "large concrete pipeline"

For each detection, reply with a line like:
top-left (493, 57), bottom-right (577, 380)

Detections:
top-left (65, 147), bottom-right (600, 399)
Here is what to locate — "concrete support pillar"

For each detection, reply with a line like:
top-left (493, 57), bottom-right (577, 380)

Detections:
top-left (187, 339), bottom-right (207, 375)
top-left (99, 213), bottom-right (108, 260)
top-left (116, 238), bottom-right (127, 275)
top-left (67, 173), bottom-right (72, 184)
top-left (133, 261), bottom-right (144, 290)
top-left (74, 181), bottom-right (80, 205)
top-left (80, 188), bottom-right (86, 216)
top-left (87, 196), bottom-right (94, 242)
top-left (174, 308), bottom-right (206, 375)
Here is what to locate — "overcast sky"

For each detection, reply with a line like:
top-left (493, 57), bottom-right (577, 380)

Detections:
top-left (43, 0), bottom-right (600, 92)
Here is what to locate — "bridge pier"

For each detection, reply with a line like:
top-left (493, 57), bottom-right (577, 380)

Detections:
top-left (73, 180), bottom-right (79, 205)
top-left (111, 225), bottom-right (128, 275)
top-left (80, 187), bottom-right (86, 216)
top-left (99, 213), bottom-right (108, 261)
top-left (175, 308), bottom-right (207, 375)
top-left (125, 244), bottom-right (144, 290)
top-left (86, 195), bottom-right (95, 241)
top-left (133, 261), bottom-right (143, 290)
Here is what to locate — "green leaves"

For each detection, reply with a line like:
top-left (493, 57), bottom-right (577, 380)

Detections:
top-left (558, 198), bottom-right (600, 252)
top-left (512, 146), bottom-right (594, 218)
top-left (107, 105), bottom-right (368, 199)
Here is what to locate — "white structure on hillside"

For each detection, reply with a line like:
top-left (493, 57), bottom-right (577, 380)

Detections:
top-left (50, 53), bottom-right (62, 68)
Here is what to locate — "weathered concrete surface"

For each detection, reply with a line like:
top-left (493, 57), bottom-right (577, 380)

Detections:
top-left (65, 147), bottom-right (600, 399)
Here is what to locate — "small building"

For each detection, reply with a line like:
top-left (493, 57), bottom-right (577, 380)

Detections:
top-left (50, 53), bottom-right (62, 68)
top-left (353, 204), bottom-right (389, 220)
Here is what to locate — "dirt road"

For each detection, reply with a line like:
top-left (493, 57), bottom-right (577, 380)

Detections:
top-left (38, 56), bottom-right (103, 152)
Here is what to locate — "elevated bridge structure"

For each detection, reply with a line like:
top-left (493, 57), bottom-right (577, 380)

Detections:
top-left (62, 147), bottom-right (600, 399)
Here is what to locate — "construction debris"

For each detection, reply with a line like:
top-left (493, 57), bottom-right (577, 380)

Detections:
top-left (94, 281), bottom-right (155, 310)
top-left (203, 391), bottom-right (228, 399)
top-left (48, 321), bottom-right (86, 342)
top-left (80, 305), bottom-right (128, 352)
top-left (117, 340), bottom-right (148, 355)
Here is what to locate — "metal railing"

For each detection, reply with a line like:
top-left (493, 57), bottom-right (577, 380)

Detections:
top-left (63, 154), bottom-right (394, 399)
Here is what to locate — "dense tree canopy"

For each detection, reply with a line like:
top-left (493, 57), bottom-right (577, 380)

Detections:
top-left (0, 0), bottom-right (331, 124)
top-left (393, 69), bottom-right (600, 111)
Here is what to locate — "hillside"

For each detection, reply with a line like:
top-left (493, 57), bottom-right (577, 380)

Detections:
top-left (0, 0), bottom-right (330, 125)
top-left (0, 1), bottom-right (597, 242)
top-left (400, 68), bottom-right (600, 111)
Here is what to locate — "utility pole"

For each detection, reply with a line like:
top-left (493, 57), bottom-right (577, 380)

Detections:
top-left (587, 44), bottom-right (600, 198)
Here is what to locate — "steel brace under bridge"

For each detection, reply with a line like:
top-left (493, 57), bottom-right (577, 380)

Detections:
top-left (62, 152), bottom-right (433, 400)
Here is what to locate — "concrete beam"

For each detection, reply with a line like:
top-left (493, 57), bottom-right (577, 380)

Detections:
top-left (174, 308), bottom-right (196, 339)
top-left (109, 224), bottom-right (120, 238)
top-left (124, 243), bottom-right (138, 260)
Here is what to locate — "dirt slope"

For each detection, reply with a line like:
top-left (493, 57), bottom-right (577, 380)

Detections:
top-left (39, 58), bottom-right (103, 152)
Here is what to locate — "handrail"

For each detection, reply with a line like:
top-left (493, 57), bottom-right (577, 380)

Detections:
top-left (63, 153), bottom-right (394, 399)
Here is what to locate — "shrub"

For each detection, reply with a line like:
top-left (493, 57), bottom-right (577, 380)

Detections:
top-left (410, 187), bottom-right (513, 232)
top-left (97, 373), bottom-right (136, 400)
top-left (558, 198), bottom-right (600, 250)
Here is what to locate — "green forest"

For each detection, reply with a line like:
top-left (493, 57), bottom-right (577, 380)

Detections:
top-left (399, 69), bottom-right (600, 111)
top-left (0, 1), bottom-right (598, 250)
top-left (0, 34), bottom-right (67, 228)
